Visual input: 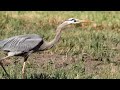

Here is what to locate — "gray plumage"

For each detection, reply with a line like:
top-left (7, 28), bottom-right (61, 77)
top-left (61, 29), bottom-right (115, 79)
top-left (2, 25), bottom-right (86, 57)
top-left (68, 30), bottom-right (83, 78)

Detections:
top-left (0, 34), bottom-right (43, 55)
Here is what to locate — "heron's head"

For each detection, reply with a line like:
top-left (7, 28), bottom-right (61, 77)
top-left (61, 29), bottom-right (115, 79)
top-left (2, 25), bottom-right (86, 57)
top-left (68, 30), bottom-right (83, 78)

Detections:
top-left (64, 18), bottom-right (89, 24)
top-left (58, 18), bottom-right (93, 29)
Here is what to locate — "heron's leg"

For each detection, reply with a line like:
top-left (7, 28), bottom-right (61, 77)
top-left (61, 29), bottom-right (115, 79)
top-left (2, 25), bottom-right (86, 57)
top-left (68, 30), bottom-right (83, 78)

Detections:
top-left (0, 56), bottom-right (11, 61)
top-left (0, 51), bottom-right (16, 61)
top-left (22, 56), bottom-right (28, 79)
top-left (0, 56), bottom-right (12, 79)
top-left (0, 62), bottom-right (10, 79)
top-left (0, 52), bottom-right (21, 79)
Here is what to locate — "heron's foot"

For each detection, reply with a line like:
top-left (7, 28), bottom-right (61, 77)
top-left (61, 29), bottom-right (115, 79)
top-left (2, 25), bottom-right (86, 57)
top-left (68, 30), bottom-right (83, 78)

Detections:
top-left (22, 72), bottom-right (26, 79)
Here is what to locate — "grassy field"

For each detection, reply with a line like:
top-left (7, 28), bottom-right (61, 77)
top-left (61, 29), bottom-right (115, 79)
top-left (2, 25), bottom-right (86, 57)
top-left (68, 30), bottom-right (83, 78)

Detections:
top-left (0, 11), bottom-right (120, 79)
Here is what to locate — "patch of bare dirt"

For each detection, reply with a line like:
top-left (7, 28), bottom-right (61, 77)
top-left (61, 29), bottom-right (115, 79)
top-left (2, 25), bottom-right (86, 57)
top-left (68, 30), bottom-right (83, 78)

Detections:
top-left (82, 53), bottom-right (120, 76)
top-left (82, 53), bottom-right (104, 74)
top-left (2, 52), bottom-right (120, 76)
top-left (1, 60), bottom-right (12, 66)
top-left (0, 53), bottom-right (79, 68)
top-left (31, 53), bottom-right (79, 69)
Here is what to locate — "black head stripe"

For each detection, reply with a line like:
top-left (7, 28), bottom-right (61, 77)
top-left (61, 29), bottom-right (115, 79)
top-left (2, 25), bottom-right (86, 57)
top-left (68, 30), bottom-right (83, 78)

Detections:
top-left (71, 18), bottom-right (74, 21)
top-left (66, 18), bottom-right (77, 22)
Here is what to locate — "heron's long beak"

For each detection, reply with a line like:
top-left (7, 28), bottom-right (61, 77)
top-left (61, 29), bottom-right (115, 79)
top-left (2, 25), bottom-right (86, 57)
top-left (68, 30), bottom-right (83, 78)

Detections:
top-left (79, 20), bottom-right (94, 23)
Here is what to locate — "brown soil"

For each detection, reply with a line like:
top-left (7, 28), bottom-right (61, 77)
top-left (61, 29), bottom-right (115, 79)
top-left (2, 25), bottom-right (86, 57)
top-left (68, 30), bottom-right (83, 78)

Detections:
top-left (2, 52), bottom-right (119, 76)
top-left (31, 53), bottom-right (79, 69)
top-left (1, 53), bottom-right (78, 68)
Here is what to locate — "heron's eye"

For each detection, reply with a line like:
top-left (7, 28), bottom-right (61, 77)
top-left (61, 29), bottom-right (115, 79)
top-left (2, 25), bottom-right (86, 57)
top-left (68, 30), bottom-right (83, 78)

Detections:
top-left (74, 20), bottom-right (76, 22)
top-left (71, 19), bottom-right (76, 22)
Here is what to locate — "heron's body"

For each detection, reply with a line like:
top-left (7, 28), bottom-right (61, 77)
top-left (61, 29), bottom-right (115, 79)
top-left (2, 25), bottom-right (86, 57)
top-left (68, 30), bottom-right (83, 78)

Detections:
top-left (0, 34), bottom-right (44, 56)
top-left (0, 18), bottom-right (87, 79)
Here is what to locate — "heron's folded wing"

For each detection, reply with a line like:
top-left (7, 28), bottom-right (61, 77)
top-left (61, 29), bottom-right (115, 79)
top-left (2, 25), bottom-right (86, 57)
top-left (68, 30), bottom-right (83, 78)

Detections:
top-left (1, 34), bottom-right (43, 52)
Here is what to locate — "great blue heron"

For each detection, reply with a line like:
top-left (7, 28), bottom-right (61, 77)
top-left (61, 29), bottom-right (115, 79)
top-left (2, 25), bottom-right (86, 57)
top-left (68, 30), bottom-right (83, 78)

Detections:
top-left (0, 18), bottom-right (87, 79)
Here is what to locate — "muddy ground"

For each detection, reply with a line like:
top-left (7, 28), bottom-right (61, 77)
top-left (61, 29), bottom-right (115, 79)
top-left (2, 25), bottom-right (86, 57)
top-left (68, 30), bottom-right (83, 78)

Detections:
top-left (2, 52), bottom-right (119, 76)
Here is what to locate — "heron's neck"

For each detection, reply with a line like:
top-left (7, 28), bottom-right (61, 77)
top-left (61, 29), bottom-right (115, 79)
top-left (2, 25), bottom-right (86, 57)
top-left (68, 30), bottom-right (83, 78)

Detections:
top-left (40, 22), bottom-right (67, 50)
